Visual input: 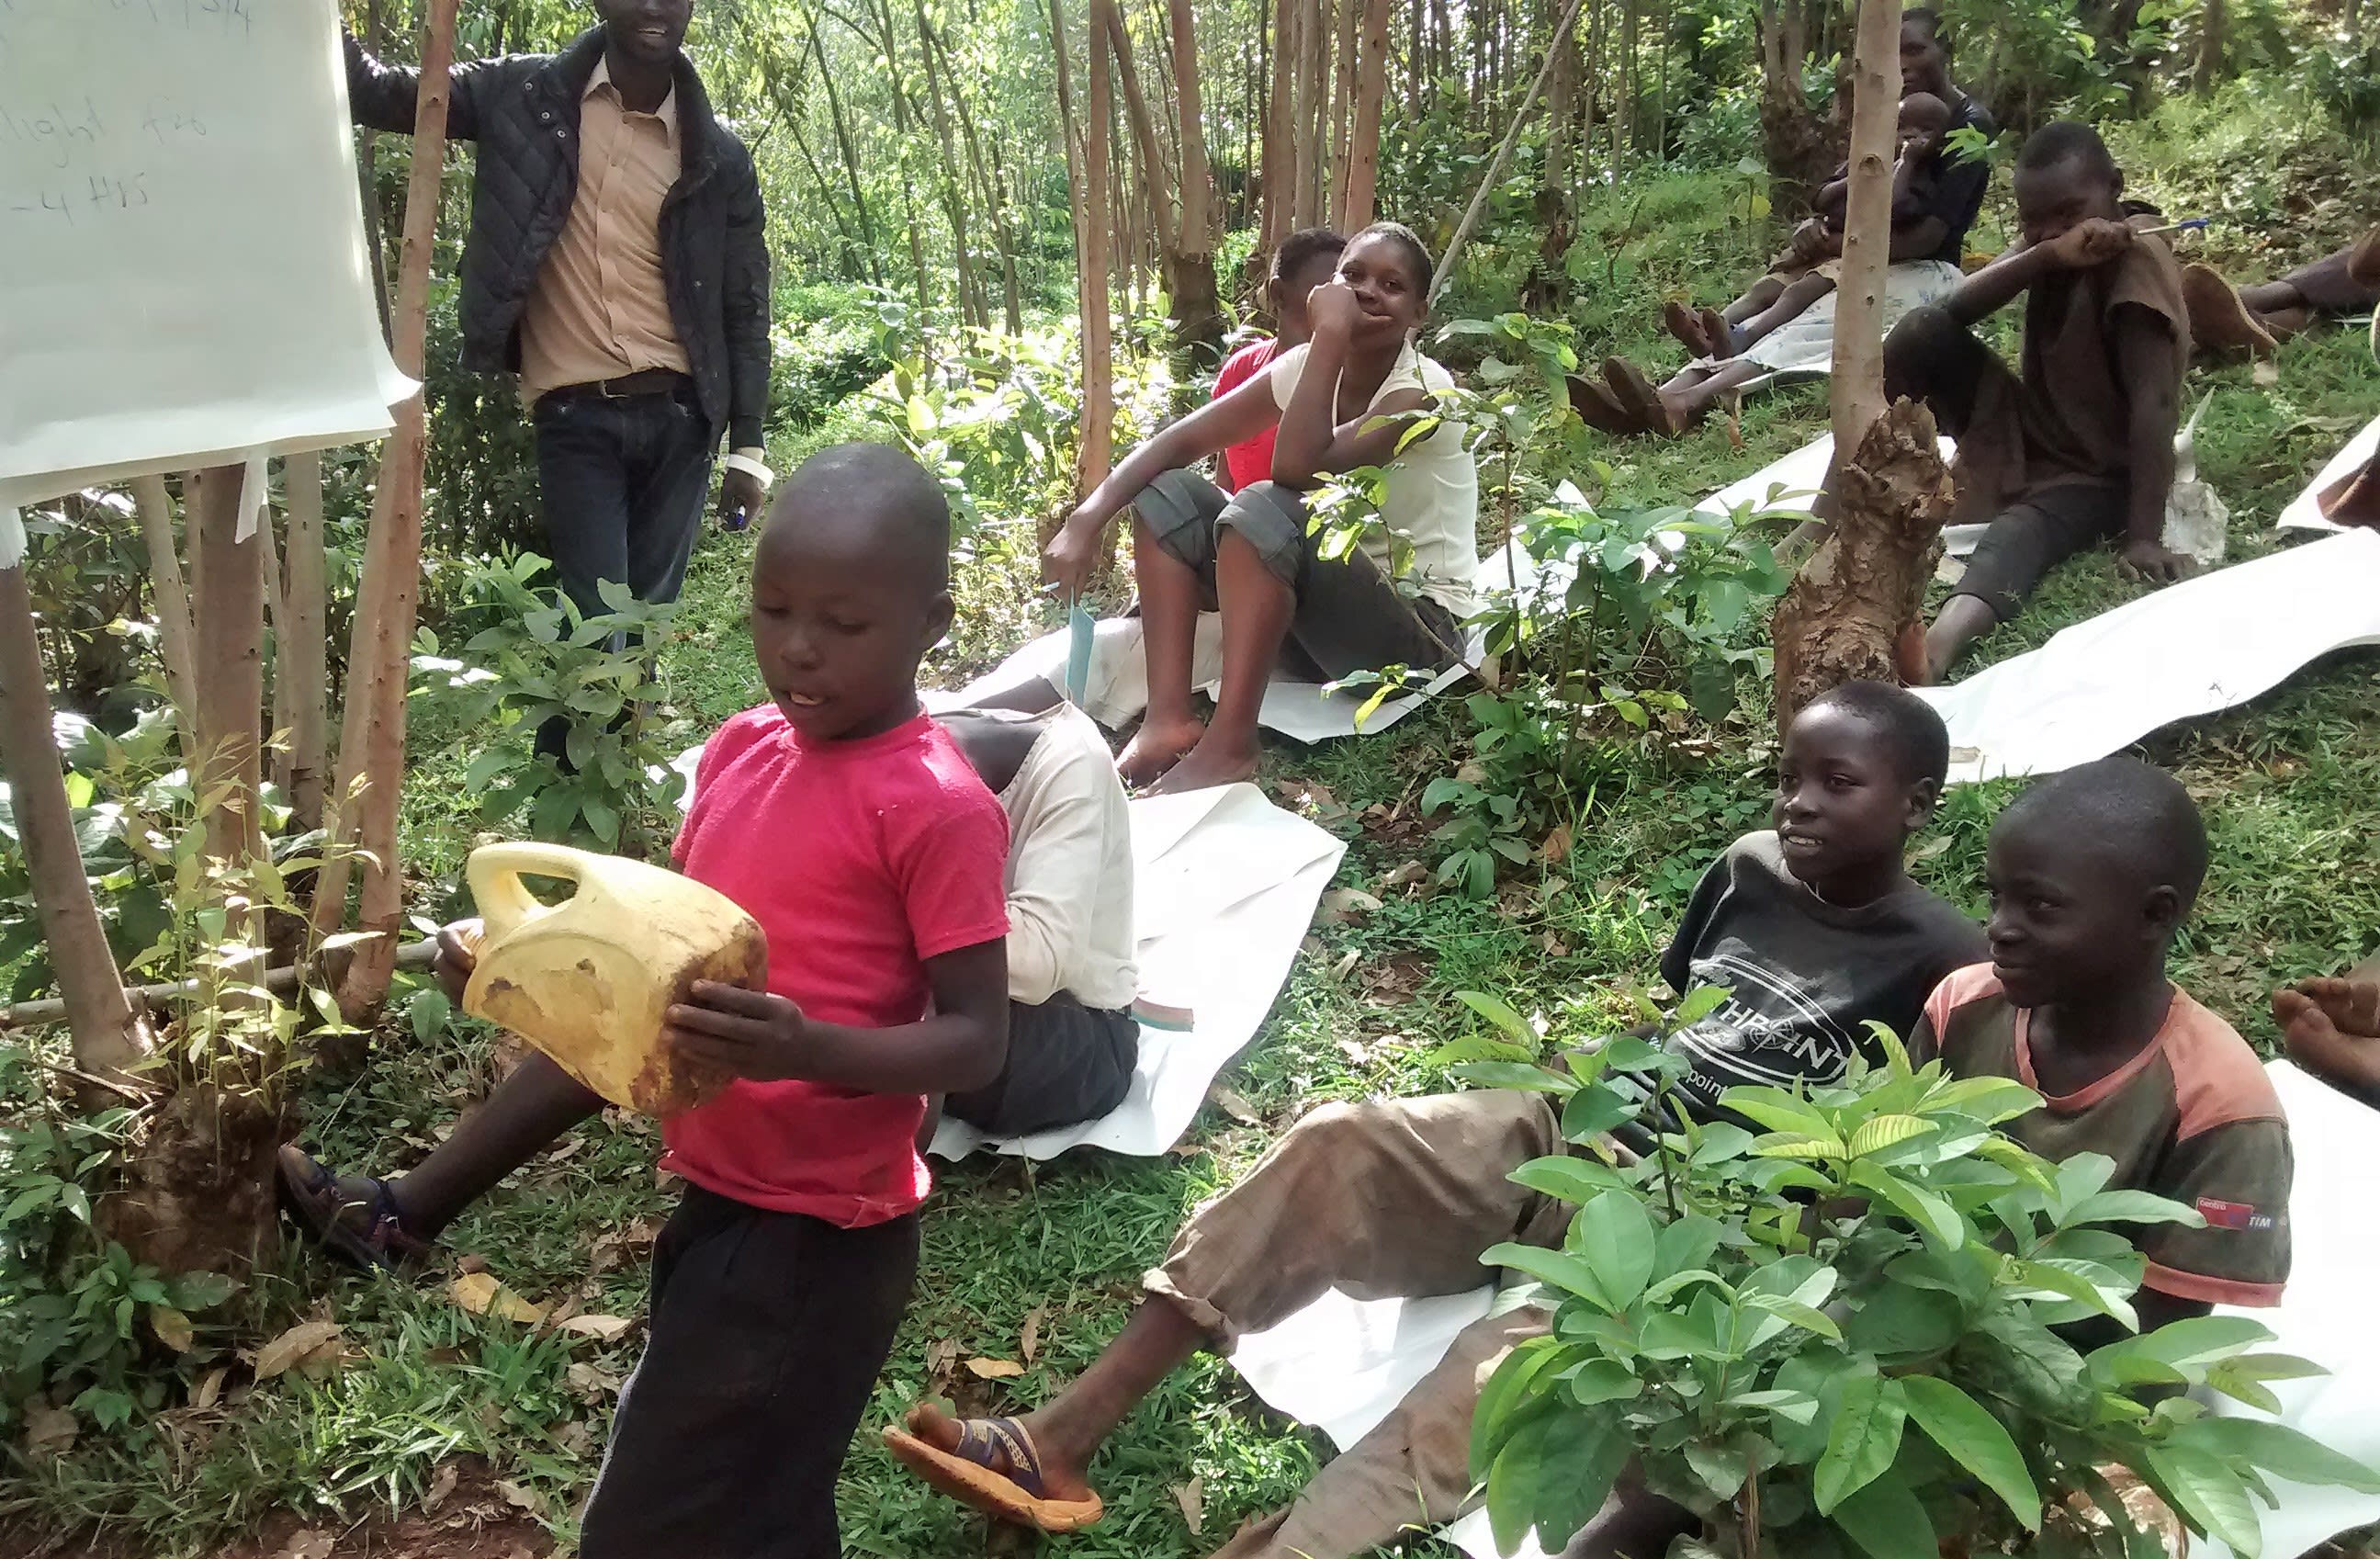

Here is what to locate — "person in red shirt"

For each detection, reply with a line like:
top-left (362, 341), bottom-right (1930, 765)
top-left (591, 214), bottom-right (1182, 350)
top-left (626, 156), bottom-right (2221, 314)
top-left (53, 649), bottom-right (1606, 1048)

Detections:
top-left (1213, 229), bottom-right (1347, 493)
top-left (330, 446), bottom-right (1009, 1559)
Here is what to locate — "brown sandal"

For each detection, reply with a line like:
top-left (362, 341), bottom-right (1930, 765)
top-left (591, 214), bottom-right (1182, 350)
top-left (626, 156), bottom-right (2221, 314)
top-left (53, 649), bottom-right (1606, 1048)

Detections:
top-left (882, 1414), bottom-right (1106, 1533)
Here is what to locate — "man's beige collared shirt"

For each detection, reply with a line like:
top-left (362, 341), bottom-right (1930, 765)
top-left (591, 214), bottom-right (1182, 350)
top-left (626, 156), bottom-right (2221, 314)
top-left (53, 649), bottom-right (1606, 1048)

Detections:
top-left (516, 58), bottom-right (692, 404)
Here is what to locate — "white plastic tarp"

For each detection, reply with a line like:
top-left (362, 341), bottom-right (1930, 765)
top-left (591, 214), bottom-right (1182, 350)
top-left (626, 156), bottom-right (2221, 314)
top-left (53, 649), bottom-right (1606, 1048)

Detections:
top-left (930, 782), bottom-right (1345, 1159)
top-left (2275, 414), bottom-right (2379, 535)
top-left (2196, 1061), bottom-right (2380, 1559)
top-left (1917, 528), bottom-right (2380, 785)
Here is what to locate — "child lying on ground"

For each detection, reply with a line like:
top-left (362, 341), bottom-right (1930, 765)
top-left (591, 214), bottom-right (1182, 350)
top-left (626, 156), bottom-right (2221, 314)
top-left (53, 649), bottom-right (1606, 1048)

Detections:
top-left (2181, 229), bottom-right (2380, 356)
top-left (277, 701), bottom-right (1137, 1262)
top-left (880, 681), bottom-right (1987, 1557)
top-left (1881, 120), bottom-right (2195, 681)
top-left (305, 446), bottom-right (1016, 1559)
top-left (1916, 754), bottom-right (2292, 1329)
top-left (1661, 92), bottom-right (1956, 365)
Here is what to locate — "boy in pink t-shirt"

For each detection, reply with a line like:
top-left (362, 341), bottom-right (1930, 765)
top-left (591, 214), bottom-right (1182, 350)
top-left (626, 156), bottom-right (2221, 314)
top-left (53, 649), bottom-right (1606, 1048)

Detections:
top-left (1213, 228), bottom-right (1346, 491)
top-left (569, 445), bottom-right (1012, 1559)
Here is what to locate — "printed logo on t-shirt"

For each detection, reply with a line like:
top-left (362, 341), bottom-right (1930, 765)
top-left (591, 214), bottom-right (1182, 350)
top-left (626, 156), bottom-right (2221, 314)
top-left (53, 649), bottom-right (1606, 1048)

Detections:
top-left (2195, 1196), bottom-right (2280, 1232)
top-left (1671, 951), bottom-right (1857, 1106)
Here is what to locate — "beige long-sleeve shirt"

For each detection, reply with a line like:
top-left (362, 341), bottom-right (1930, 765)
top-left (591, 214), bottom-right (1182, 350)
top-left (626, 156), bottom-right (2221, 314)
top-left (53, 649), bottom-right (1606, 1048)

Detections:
top-left (516, 59), bottom-right (692, 403)
top-left (998, 706), bottom-right (1137, 1012)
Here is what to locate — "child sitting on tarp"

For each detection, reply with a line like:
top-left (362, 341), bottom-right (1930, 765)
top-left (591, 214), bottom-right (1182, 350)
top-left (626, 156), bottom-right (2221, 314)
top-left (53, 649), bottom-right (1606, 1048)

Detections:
top-left (879, 681), bottom-right (1986, 1555)
top-left (1882, 120), bottom-right (2196, 681)
top-left (277, 701), bottom-right (1138, 1268)
top-left (1915, 755), bottom-right (2292, 1331)
top-left (1212, 229), bottom-right (1347, 493)
top-left (1657, 92), bottom-right (1957, 367)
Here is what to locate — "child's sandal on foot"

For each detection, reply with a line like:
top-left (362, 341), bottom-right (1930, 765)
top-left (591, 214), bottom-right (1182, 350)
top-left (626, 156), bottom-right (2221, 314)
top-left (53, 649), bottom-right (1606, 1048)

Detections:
top-left (276, 1145), bottom-right (434, 1271)
top-left (882, 1416), bottom-right (1105, 1533)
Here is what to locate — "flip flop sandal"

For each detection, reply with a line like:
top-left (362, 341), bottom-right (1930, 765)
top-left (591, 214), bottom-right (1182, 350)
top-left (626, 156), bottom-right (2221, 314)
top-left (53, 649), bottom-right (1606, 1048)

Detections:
top-left (881, 1415), bottom-right (1105, 1533)
top-left (1662, 299), bottom-right (1710, 357)
top-left (1602, 356), bottom-right (1683, 438)
top-left (276, 1145), bottom-right (435, 1272)
top-left (1566, 373), bottom-right (1642, 436)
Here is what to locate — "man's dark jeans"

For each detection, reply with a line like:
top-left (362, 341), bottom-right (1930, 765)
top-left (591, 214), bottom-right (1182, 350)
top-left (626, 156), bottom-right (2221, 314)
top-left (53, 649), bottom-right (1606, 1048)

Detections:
top-left (530, 385), bottom-right (715, 761)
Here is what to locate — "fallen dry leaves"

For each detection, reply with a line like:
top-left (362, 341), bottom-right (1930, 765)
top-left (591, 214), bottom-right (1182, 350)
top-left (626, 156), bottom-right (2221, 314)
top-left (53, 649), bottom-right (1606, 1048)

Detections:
top-left (964, 1357), bottom-right (1025, 1379)
top-left (21, 1401), bottom-right (75, 1459)
top-left (1019, 1304), bottom-right (1047, 1365)
top-left (1173, 1476), bottom-right (1205, 1535)
top-left (450, 1271), bottom-right (547, 1324)
top-left (253, 1321), bottom-right (344, 1382)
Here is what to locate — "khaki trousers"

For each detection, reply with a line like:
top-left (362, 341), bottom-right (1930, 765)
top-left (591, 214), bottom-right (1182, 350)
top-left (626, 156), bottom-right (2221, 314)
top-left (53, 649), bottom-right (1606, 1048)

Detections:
top-left (1139, 1091), bottom-right (1571, 1559)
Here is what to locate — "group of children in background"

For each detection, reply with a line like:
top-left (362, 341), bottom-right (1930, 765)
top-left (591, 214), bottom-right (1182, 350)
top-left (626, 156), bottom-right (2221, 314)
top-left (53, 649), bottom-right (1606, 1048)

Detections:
top-left (272, 116), bottom-right (2380, 1559)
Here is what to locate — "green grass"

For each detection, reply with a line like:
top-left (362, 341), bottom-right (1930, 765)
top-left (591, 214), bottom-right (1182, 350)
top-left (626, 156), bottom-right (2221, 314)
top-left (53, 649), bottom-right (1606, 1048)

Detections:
top-left (10, 109), bottom-right (2380, 1559)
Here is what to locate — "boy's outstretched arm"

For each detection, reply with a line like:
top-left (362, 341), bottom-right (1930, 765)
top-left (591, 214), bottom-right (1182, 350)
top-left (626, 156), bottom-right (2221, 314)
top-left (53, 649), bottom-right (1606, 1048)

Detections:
top-left (664, 939), bottom-right (1012, 1095)
top-left (2113, 308), bottom-right (2192, 583)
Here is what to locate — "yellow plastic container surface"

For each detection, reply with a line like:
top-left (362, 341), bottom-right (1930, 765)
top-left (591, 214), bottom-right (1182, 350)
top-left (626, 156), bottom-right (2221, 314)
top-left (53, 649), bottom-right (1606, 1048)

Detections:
top-left (461, 842), bottom-right (768, 1117)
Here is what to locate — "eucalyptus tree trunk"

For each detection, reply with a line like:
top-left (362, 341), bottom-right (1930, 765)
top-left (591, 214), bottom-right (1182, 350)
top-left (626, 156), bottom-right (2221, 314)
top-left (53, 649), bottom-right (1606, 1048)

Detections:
top-left (1775, 0), bottom-right (1950, 722)
top-left (1339, 0), bottom-right (1396, 230)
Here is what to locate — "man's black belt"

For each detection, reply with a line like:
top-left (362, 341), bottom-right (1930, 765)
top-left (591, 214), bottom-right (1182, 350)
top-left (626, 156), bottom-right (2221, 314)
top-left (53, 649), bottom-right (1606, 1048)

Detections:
top-left (544, 368), bottom-right (695, 402)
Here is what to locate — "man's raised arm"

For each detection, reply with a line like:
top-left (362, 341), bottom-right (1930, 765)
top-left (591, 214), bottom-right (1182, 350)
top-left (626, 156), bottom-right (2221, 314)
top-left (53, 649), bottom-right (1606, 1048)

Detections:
top-left (343, 28), bottom-right (488, 140)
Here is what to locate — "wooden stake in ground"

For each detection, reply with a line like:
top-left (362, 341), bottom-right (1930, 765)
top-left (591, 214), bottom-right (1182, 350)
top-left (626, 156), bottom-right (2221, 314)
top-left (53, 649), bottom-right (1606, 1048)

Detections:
top-left (189, 465), bottom-right (267, 876)
top-left (279, 454), bottom-right (331, 832)
top-left (0, 558), bottom-right (149, 1084)
top-left (311, 0), bottom-right (459, 1018)
top-left (1773, 0), bottom-right (1952, 724)
top-left (131, 474), bottom-right (201, 748)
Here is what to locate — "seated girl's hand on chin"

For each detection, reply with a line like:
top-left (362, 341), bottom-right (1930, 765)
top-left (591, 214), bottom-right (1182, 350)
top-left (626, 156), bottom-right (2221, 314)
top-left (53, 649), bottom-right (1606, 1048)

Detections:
top-left (1304, 278), bottom-right (1364, 341)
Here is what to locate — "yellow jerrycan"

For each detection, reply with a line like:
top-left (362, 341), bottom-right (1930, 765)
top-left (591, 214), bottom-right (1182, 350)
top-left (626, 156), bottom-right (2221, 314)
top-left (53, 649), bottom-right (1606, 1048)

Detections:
top-left (461, 842), bottom-right (769, 1117)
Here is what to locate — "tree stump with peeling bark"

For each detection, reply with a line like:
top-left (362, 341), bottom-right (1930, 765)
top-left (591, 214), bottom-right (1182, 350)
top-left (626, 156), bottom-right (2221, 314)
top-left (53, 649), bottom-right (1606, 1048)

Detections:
top-left (1771, 398), bottom-right (1954, 727)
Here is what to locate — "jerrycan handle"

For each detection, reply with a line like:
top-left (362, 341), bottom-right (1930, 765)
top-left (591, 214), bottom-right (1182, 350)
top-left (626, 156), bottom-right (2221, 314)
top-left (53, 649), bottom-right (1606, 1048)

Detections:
top-left (466, 842), bottom-right (592, 944)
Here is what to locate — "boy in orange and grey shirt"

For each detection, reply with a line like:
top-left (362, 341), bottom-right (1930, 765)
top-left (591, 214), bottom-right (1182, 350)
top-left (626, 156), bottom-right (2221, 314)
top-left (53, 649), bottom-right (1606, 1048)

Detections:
top-left (1916, 755), bottom-right (2291, 1321)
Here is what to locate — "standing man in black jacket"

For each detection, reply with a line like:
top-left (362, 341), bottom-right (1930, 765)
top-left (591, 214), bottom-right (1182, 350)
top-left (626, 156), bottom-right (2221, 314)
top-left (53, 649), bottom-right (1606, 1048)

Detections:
top-left (346, 0), bottom-right (770, 750)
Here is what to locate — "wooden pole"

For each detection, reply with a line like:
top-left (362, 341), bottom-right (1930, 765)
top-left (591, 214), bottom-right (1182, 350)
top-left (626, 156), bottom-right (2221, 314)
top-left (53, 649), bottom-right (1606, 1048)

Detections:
top-left (0, 560), bottom-right (149, 1081)
top-left (280, 454), bottom-right (330, 833)
top-left (189, 466), bottom-right (267, 876)
top-left (1080, 0), bottom-right (1117, 499)
top-left (130, 474), bottom-right (200, 748)
top-left (1431, 0), bottom-right (1590, 304)
top-left (314, 0), bottom-right (459, 1020)
top-left (1827, 0), bottom-right (1901, 452)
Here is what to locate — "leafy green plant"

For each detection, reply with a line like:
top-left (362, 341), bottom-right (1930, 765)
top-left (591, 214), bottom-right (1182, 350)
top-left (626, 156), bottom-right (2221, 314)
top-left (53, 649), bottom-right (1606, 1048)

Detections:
top-left (1460, 1008), bottom-right (2380, 1559)
top-left (0, 1059), bottom-right (238, 1440)
top-left (411, 555), bottom-right (688, 857)
top-left (1421, 483), bottom-right (1787, 898)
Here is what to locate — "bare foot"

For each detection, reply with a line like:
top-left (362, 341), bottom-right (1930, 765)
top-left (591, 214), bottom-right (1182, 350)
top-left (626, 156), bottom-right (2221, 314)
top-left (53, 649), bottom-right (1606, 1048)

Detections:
top-left (1567, 373), bottom-right (1642, 436)
top-left (1663, 299), bottom-right (1712, 357)
top-left (1700, 307), bottom-right (1735, 360)
top-left (2180, 264), bottom-right (2278, 357)
top-left (902, 1403), bottom-right (1098, 1503)
top-left (1142, 735), bottom-right (1260, 796)
top-left (1601, 357), bottom-right (1686, 439)
top-left (2273, 977), bottom-right (2380, 1108)
top-left (1115, 715), bottom-right (1203, 786)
